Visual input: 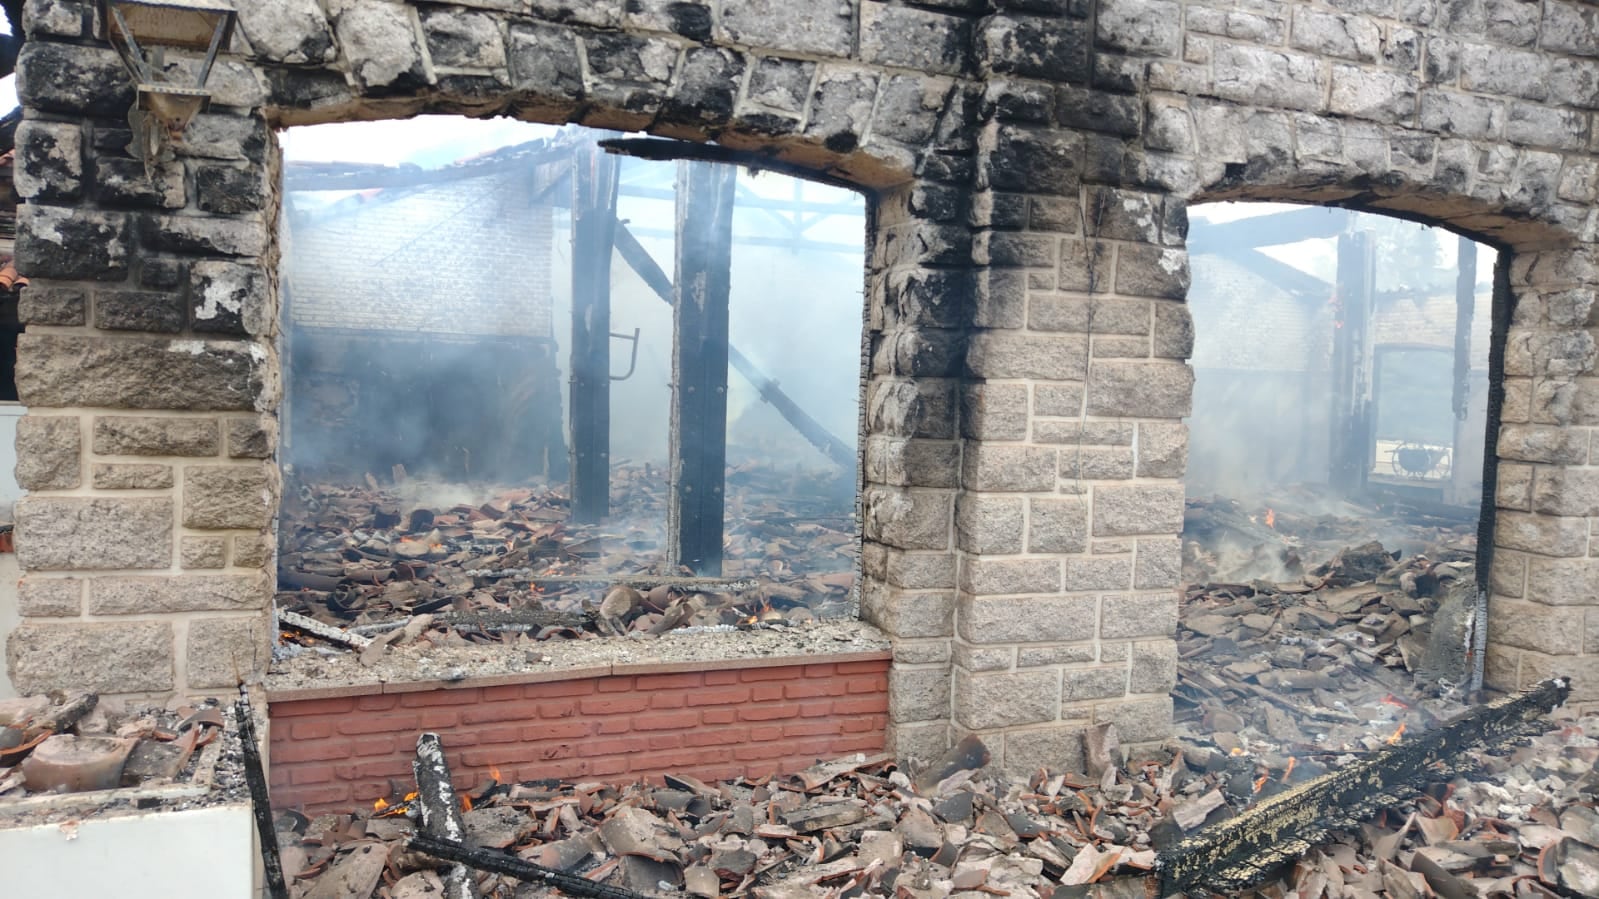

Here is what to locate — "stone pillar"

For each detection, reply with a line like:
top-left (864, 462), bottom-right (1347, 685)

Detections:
top-left (1484, 246), bottom-right (1599, 714)
top-left (5, 4), bottom-right (280, 699)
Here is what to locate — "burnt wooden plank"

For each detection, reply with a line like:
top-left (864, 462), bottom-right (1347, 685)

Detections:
top-left (568, 143), bottom-right (620, 523)
top-left (666, 160), bottom-right (737, 576)
top-left (1329, 230), bottom-right (1375, 493)
top-left (1156, 677), bottom-right (1572, 895)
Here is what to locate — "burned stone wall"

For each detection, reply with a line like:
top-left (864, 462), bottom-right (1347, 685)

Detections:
top-left (7, 0), bottom-right (1599, 769)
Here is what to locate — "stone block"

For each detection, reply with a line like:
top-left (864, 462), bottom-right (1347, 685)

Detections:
top-left (235, 0), bottom-right (337, 64)
top-left (721, 0), bottom-right (852, 57)
top-left (1129, 641), bottom-right (1178, 693)
top-left (1018, 643), bottom-right (1097, 667)
top-left (1087, 360), bottom-right (1193, 418)
top-left (889, 722), bottom-right (953, 766)
top-left (94, 157), bottom-right (187, 209)
top-left (624, 0), bottom-right (712, 40)
top-left (863, 583), bottom-right (953, 639)
top-left (195, 165), bottom-right (267, 215)
top-left (868, 378), bottom-right (957, 439)
top-left (1061, 666), bottom-right (1127, 704)
top-left (978, 14), bottom-right (1090, 83)
top-left (1495, 510), bottom-right (1590, 557)
top-left (332, 1), bottom-right (428, 89)
top-left (1029, 496), bottom-right (1089, 554)
top-left (1095, 697), bottom-right (1172, 741)
top-left (1032, 421), bottom-right (1134, 446)
top-left (864, 437), bottom-right (960, 489)
top-left (959, 594), bottom-right (1096, 644)
top-left (15, 416), bottom-right (81, 490)
top-left (894, 640), bottom-right (950, 667)
top-left (1329, 66), bottom-right (1417, 123)
top-left (961, 382), bottom-right (1028, 440)
top-left (955, 643), bottom-right (1015, 672)
top-left (226, 416), bottom-right (277, 459)
top-left (18, 336), bottom-right (267, 412)
top-left (16, 205), bottom-right (129, 281)
top-left (191, 261), bottom-right (271, 337)
top-left (95, 289), bottom-right (186, 333)
top-left (14, 119), bottom-right (83, 202)
top-left (960, 558), bottom-right (1060, 596)
top-left (1101, 593), bottom-right (1179, 639)
top-left (507, 21), bottom-right (583, 105)
top-left (954, 668), bottom-right (1059, 730)
top-left (1113, 244), bottom-right (1190, 300)
top-left (1063, 557), bottom-right (1131, 592)
top-left (1096, 0), bottom-right (1180, 57)
top-left (9, 621), bottom-right (174, 694)
top-left (1034, 383), bottom-right (1085, 417)
top-left (18, 284), bottom-right (87, 326)
top-left (891, 667), bottom-right (951, 724)
top-left (23, 0), bottom-right (90, 37)
top-left (93, 463), bottom-right (175, 490)
top-left (967, 332), bottom-right (1087, 380)
top-left (139, 214), bottom-right (269, 258)
top-left (184, 465), bottom-right (275, 530)
top-left (88, 574), bottom-right (269, 615)
top-left (1136, 422), bottom-right (1188, 478)
top-left (1487, 598), bottom-right (1584, 654)
top-left (746, 57), bottom-right (815, 113)
top-left (15, 497), bottom-right (172, 570)
top-left (981, 123), bottom-right (1083, 195)
top-left (860, 2), bottom-right (970, 75)
top-left (180, 114), bottom-right (271, 162)
top-left (1003, 724), bottom-right (1087, 774)
top-left (955, 494), bottom-right (1024, 554)
top-left (803, 65), bottom-right (878, 151)
top-left (180, 537), bottom-right (228, 570)
top-left (1525, 557), bottom-right (1599, 605)
top-left (17, 577), bottom-right (82, 617)
top-left (1532, 467), bottom-right (1599, 516)
top-left (16, 42), bottom-right (132, 117)
top-left (1058, 446), bottom-right (1135, 480)
top-left (1152, 302), bottom-right (1194, 358)
top-left (233, 535), bottom-right (274, 570)
top-left (1058, 240), bottom-right (1111, 293)
top-left (187, 614), bottom-right (272, 689)
top-left (1210, 44), bottom-right (1327, 110)
top-left (1092, 484), bottom-right (1184, 537)
top-left (1491, 550), bottom-right (1527, 598)
top-left (661, 47), bottom-right (744, 127)
top-left (422, 8), bottom-right (506, 69)
top-left (94, 416), bottom-right (221, 456)
top-left (1134, 538), bottom-right (1181, 589)
top-left (963, 444), bottom-right (1057, 492)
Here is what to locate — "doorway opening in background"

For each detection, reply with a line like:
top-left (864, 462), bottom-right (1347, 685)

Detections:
top-left (1175, 202), bottom-right (1498, 811)
top-left (275, 118), bottom-right (866, 652)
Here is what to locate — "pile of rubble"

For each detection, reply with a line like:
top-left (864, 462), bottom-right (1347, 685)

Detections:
top-left (0, 692), bottom-right (226, 799)
top-left (275, 704), bottom-right (1596, 899)
top-left (276, 463), bottom-right (857, 652)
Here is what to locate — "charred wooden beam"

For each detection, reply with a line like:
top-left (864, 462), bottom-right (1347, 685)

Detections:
top-left (409, 833), bottom-right (651, 899)
top-left (667, 160), bottom-right (737, 576)
top-left (1451, 235), bottom-right (1477, 421)
top-left (612, 224), bottom-right (854, 469)
top-left (414, 733), bottom-right (482, 899)
top-left (569, 142), bottom-right (621, 524)
top-left (234, 688), bottom-right (290, 899)
top-left (1329, 229), bottom-right (1376, 493)
top-left (278, 608), bottom-right (373, 650)
top-left (599, 137), bottom-right (860, 192)
top-left (1156, 678), bottom-right (1572, 896)
top-left (1185, 206), bottom-right (1351, 252)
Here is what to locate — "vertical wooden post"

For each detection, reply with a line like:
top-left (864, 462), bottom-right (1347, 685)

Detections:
top-left (667, 160), bottom-right (737, 575)
top-left (1329, 229), bottom-right (1375, 493)
top-left (568, 143), bottom-right (620, 523)
top-left (1450, 235), bottom-right (1479, 505)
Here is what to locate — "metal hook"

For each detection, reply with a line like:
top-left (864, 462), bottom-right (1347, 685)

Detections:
top-left (609, 327), bottom-right (641, 381)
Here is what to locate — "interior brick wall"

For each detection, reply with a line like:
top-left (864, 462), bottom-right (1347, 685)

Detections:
top-left (267, 659), bottom-right (890, 816)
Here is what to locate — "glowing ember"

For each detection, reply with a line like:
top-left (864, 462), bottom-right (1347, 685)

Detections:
top-left (1229, 747), bottom-right (1247, 757)
top-left (1264, 507), bottom-right (1276, 529)
top-left (490, 766), bottom-right (503, 782)
top-left (1385, 722), bottom-right (1407, 745)
top-left (1252, 775), bottom-right (1269, 794)
top-left (461, 794), bottom-right (473, 812)
top-left (373, 797), bottom-right (388, 812)
top-left (1281, 757), bottom-right (1296, 782)
top-left (1380, 694), bottom-right (1410, 709)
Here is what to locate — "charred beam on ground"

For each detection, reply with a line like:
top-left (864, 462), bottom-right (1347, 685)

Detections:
top-left (568, 142), bottom-right (621, 524)
top-left (612, 224), bottom-right (854, 469)
top-left (1156, 678), bottom-right (1572, 896)
top-left (667, 160), bottom-right (737, 576)
top-left (409, 833), bottom-right (650, 899)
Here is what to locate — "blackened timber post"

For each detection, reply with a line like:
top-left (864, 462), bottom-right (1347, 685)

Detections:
top-left (667, 160), bottom-right (736, 575)
top-left (1329, 229), bottom-right (1375, 493)
top-left (569, 142), bottom-right (620, 523)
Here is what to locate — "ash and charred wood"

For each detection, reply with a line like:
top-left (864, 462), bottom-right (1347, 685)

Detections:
top-left (478, 570), bottom-right (760, 592)
top-left (667, 159), bottom-right (737, 577)
top-left (30, 691), bottom-right (98, 735)
top-left (612, 224), bottom-right (854, 470)
top-left (279, 608), bottom-right (374, 650)
top-left (409, 833), bottom-right (651, 899)
top-left (413, 733), bottom-right (482, 899)
top-left (234, 689), bottom-right (290, 899)
top-left (432, 609), bottom-right (590, 631)
top-left (1157, 678), bottom-right (1573, 895)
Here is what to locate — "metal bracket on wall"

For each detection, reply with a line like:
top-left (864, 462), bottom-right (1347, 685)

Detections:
top-left (609, 328), bottom-right (641, 381)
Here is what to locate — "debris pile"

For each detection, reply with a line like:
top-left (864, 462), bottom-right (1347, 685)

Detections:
top-left (276, 463), bottom-right (857, 652)
top-left (0, 692), bottom-right (226, 800)
top-left (276, 702), bottom-right (1595, 899)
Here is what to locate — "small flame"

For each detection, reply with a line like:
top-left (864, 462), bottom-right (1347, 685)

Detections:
top-left (1380, 694), bottom-right (1410, 709)
top-left (1385, 723), bottom-right (1407, 745)
top-left (1281, 757), bottom-right (1296, 783)
top-left (1229, 747), bottom-right (1246, 757)
top-left (404, 791), bottom-right (418, 802)
top-left (1264, 508), bottom-right (1276, 529)
top-left (1252, 775), bottom-right (1269, 794)
top-left (373, 797), bottom-right (389, 812)
top-left (490, 766), bottom-right (503, 782)
top-left (461, 794), bottom-right (473, 812)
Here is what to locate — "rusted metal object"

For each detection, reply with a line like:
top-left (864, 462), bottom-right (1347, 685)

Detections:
top-left (1156, 678), bottom-right (1573, 896)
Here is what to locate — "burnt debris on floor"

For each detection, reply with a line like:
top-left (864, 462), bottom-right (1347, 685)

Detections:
top-left (275, 683), bottom-right (1589, 899)
top-left (275, 461), bottom-right (857, 659)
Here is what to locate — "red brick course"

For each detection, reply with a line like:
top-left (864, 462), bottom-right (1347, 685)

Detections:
top-left (267, 658), bottom-right (890, 816)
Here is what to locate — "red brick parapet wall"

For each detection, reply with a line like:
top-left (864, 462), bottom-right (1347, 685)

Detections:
top-left (267, 653), bottom-right (891, 816)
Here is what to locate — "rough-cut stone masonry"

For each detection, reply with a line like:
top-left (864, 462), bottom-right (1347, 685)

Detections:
top-left (9, 0), bottom-right (1599, 768)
